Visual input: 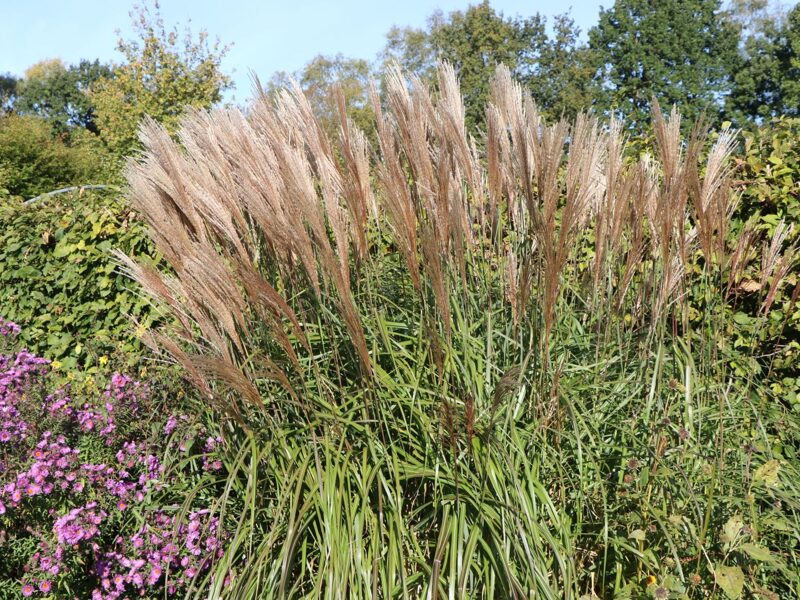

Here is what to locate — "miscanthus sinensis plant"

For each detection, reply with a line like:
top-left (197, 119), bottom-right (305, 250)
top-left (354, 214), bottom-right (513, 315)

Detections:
top-left (119, 65), bottom-right (800, 598)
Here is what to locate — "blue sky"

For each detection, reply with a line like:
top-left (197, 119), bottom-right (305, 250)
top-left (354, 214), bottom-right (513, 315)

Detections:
top-left (2, 0), bottom-right (606, 102)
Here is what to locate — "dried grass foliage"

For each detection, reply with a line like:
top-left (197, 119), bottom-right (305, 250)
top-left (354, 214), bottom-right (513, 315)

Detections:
top-left (121, 63), bottom-right (796, 406)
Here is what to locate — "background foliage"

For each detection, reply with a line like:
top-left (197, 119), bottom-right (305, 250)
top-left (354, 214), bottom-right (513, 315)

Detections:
top-left (0, 116), bottom-right (106, 200)
top-left (0, 190), bottom-right (158, 367)
top-left (89, 1), bottom-right (232, 162)
top-left (14, 58), bottom-right (111, 134)
top-left (588, 0), bottom-right (739, 130)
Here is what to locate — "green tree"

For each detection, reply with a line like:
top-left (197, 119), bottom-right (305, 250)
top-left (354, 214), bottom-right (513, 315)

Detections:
top-left (518, 14), bottom-right (596, 121)
top-left (588, 0), bottom-right (740, 129)
top-left (382, 2), bottom-right (594, 129)
top-left (729, 3), bottom-right (800, 121)
top-left (15, 59), bottom-right (111, 134)
top-left (379, 24), bottom-right (438, 82)
top-left (727, 0), bottom-right (786, 41)
top-left (90, 1), bottom-right (232, 160)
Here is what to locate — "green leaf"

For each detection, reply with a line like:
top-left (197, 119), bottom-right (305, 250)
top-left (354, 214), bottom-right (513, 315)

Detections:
top-left (715, 565), bottom-right (744, 599)
top-left (762, 516), bottom-right (792, 532)
top-left (754, 460), bottom-right (781, 487)
top-left (52, 241), bottom-right (74, 258)
top-left (739, 543), bottom-right (772, 562)
top-left (629, 529), bottom-right (646, 541)
top-left (722, 514), bottom-right (744, 545)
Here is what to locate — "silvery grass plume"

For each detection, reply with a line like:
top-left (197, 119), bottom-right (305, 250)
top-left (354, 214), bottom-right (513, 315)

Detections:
top-left (111, 62), bottom-right (800, 600)
top-left (115, 63), bottom-right (794, 415)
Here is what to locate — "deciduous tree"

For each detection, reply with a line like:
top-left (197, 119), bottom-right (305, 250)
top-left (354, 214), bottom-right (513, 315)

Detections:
top-left (0, 73), bottom-right (17, 114)
top-left (15, 59), bottom-right (111, 134)
top-left (429, 1), bottom-right (546, 130)
top-left (588, 0), bottom-right (739, 129)
top-left (267, 54), bottom-right (374, 139)
top-left (518, 13), bottom-right (596, 121)
top-left (380, 2), bottom-right (595, 129)
top-left (379, 24), bottom-right (437, 82)
top-left (729, 3), bottom-right (800, 120)
top-left (90, 1), bottom-right (232, 159)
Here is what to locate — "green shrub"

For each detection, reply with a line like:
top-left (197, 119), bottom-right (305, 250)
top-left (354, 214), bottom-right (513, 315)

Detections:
top-left (738, 117), bottom-right (800, 238)
top-left (0, 190), bottom-right (160, 367)
top-left (0, 115), bottom-right (107, 200)
top-left (730, 118), bottom-right (800, 410)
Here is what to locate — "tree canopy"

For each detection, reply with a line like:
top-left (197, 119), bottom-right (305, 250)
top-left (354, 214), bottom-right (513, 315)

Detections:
top-left (0, 1), bottom-right (233, 198)
top-left (2, 0), bottom-right (800, 202)
top-left (730, 3), bottom-right (800, 120)
top-left (266, 54), bottom-right (374, 139)
top-left (0, 74), bottom-right (17, 114)
top-left (588, 0), bottom-right (740, 129)
top-left (14, 59), bottom-right (111, 134)
top-left (89, 2), bottom-right (232, 159)
top-left (379, 24), bottom-right (438, 82)
top-left (428, 1), bottom-right (547, 130)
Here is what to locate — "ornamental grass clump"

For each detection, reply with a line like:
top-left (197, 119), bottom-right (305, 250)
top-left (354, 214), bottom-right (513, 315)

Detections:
top-left (121, 65), bottom-right (800, 598)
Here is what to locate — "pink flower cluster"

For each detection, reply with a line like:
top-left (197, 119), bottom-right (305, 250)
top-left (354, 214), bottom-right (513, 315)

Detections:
top-left (0, 317), bottom-right (229, 598)
top-left (90, 510), bottom-right (224, 599)
top-left (0, 317), bottom-right (21, 338)
top-left (45, 374), bottom-right (146, 443)
top-left (1, 432), bottom-right (82, 509)
top-left (27, 507), bottom-right (223, 599)
top-left (1, 350), bottom-right (49, 447)
top-left (54, 502), bottom-right (107, 546)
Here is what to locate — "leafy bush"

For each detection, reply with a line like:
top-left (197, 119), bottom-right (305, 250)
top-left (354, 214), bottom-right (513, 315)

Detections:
top-left (0, 190), bottom-right (160, 367)
top-left (119, 65), bottom-right (800, 598)
top-left (0, 115), bottom-right (107, 200)
top-left (730, 117), bottom-right (800, 411)
top-left (737, 116), bottom-right (800, 238)
top-left (0, 317), bottom-right (228, 599)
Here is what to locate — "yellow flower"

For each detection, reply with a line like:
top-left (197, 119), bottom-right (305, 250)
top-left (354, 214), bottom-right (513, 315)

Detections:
top-left (67, 372), bottom-right (75, 381)
top-left (51, 360), bottom-right (62, 370)
top-left (99, 356), bottom-right (109, 366)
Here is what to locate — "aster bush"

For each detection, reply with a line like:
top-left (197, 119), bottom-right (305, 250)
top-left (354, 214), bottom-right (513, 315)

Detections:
top-left (0, 317), bottom-right (228, 599)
